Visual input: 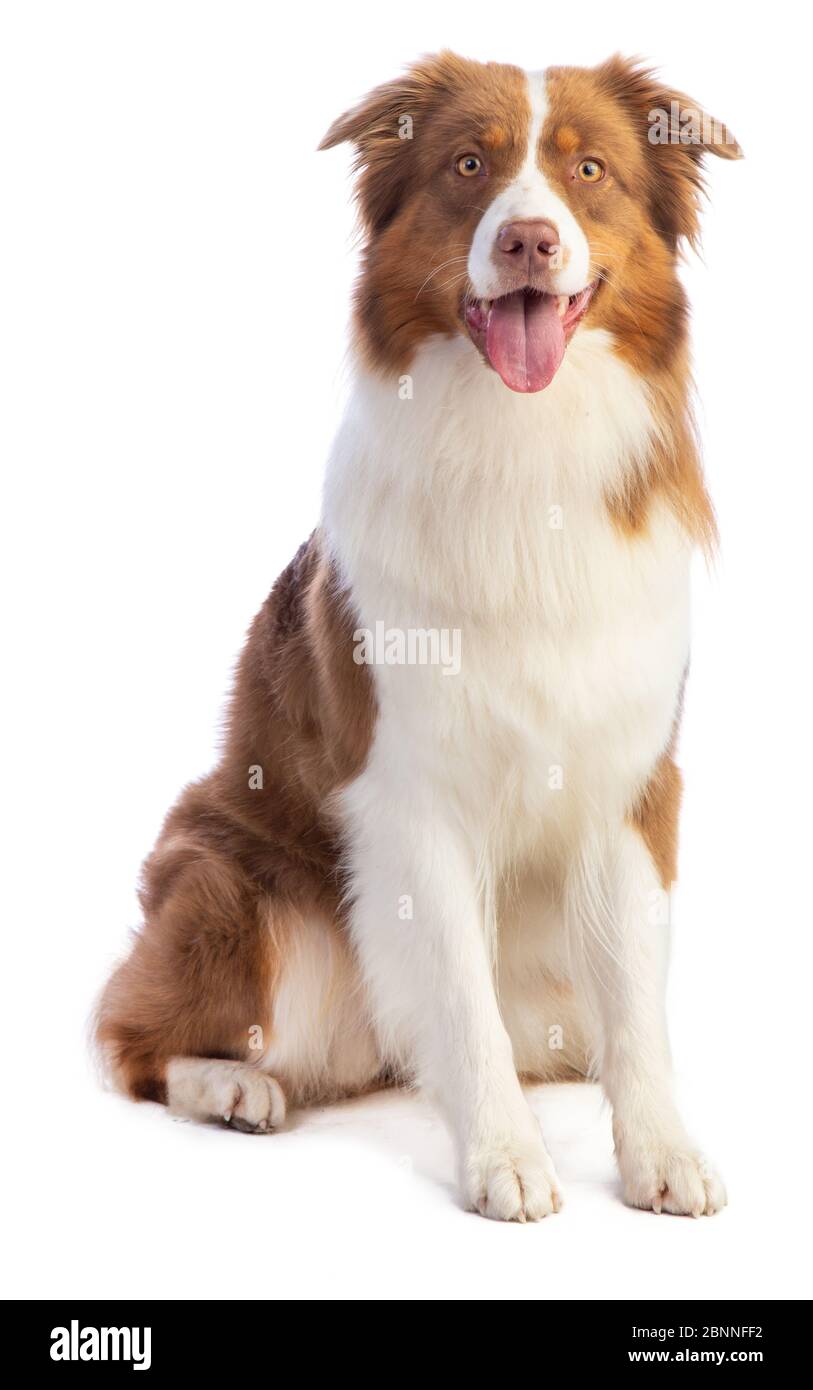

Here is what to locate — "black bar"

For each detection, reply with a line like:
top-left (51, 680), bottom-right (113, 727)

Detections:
top-left (0, 1299), bottom-right (808, 1375)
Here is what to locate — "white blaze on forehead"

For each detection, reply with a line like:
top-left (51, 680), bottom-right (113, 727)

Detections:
top-left (467, 70), bottom-right (592, 299)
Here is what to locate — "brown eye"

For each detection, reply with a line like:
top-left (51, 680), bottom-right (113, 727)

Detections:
top-left (456, 154), bottom-right (483, 177)
top-left (577, 158), bottom-right (605, 183)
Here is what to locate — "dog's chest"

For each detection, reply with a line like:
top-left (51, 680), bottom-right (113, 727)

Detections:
top-left (461, 506), bottom-right (690, 831)
top-left (326, 333), bottom-right (692, 846)
top-left (371, 502), bottom-right (690, 845)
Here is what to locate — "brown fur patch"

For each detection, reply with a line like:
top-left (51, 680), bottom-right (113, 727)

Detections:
top-left (483, 123), bottom-right (509, 148)
top-left (554, 124), bottom-right (581, 154)
top-left (96, 532), bottom-right (376, 1100)
top-left (630, 752), bottom-right (683, 889)
top-left (629, 670), bottom-right (687, 887)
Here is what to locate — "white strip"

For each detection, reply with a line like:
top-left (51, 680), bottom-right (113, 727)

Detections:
top-left (467, 70), bottom-right (592, 299)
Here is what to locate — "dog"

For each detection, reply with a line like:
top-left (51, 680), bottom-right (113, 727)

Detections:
top-left (98, 52), bottom-right (741, 1221)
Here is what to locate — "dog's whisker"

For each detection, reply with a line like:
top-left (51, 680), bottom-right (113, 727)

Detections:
top-left (415, 257), bottom-right (470, 300)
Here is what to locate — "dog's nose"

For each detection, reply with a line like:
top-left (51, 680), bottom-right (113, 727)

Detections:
top-left (496, 219), bottom-right (560, 267)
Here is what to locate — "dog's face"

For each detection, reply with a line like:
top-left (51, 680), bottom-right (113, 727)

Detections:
top-left (321, 53), bottom-right (740, 389)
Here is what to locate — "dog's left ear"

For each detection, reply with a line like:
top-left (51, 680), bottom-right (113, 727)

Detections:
top-left (598, 55), bottom-right (743, 248)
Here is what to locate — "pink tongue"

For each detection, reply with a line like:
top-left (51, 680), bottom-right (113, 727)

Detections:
top-left (485, 291), bottom-right (565, 393)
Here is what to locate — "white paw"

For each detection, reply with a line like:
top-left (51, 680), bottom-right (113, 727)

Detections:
top-left (463, 1138), bottom-right (562, 1222)
top-left (166, 1058), bottom-right (286, 1133)
top-left (619, 1137), bottom-right (726, 1217)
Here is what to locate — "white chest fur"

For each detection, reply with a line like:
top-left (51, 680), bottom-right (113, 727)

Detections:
top-left (324, 330), bottom-right (691, 876)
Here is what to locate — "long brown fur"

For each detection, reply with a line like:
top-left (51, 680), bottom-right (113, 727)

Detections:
top-left (97, 533), bottom-right (375, 1100)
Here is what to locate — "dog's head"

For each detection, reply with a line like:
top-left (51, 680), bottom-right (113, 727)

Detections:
top-left (320, 53), bottom-right (741, 390)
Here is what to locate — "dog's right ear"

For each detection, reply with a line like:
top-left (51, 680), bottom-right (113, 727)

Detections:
top-left (318, 53), bottom-right (458, 233)
top-left (318, 77), bottom-right (413, 153)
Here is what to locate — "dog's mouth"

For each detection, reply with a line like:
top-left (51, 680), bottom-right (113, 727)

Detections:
top-left (464, 283), bottom-right (597, 393)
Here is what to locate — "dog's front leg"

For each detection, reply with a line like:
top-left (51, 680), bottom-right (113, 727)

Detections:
top-left (576, 825), bottom-right (726, 1216)
top-left (346, 800), bottom-right (561, 1221)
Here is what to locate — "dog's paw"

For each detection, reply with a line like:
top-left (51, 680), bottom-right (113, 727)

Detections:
top-left (619, 1137), bottom-right (726, 1217)
top-left (219, 1068), bottom-right (287, 1134)
top-left (166, 1058), bottom-right (286, 1133)
top-left (463, 1138), bottom-right (562, 1222)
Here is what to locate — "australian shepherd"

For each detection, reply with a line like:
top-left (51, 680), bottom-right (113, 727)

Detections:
top-left (98, 53), bottom-right (741, 1221)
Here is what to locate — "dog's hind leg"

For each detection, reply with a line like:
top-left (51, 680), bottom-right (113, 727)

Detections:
top-left (96, 830), bottom-right (380, 1127)
top-left (96, 840), bottom-right (282, 1118)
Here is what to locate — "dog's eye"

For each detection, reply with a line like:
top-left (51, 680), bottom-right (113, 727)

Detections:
top-left (456, 154), bottom-right (483, 177)
top-left (577, 158), bottom-right (605, 183)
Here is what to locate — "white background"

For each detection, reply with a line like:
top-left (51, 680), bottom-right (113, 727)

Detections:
top-left (2, 0), bottom-right (811, 1301)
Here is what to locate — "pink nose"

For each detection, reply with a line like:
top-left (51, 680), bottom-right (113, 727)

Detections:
top-left (496, 219), bottom-right (560, 267)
